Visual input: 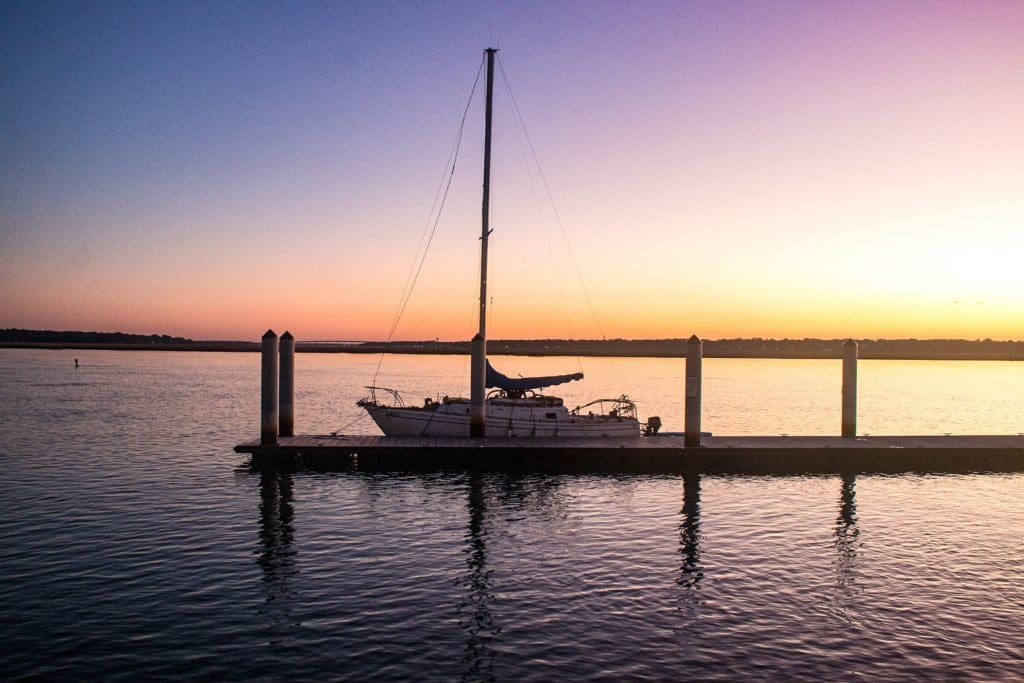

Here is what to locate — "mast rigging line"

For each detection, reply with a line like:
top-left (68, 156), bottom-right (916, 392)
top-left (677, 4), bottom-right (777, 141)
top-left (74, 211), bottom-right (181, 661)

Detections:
top-left (497, 57), bottom-right (579, 374)
top-left (496, 55), bottom-right (622, 388)
top-left (370, 53), bottom-right (486, 386)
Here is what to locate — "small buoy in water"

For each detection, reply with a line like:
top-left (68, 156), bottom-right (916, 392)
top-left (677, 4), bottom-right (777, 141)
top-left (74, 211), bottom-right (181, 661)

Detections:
top-left (74, 358), bottom-right (79, 368)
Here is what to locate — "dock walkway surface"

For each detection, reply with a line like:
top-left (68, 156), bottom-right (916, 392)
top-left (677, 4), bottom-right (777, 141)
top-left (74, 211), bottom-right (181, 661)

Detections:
top-left (236, 434), bottom-right (1024, 474)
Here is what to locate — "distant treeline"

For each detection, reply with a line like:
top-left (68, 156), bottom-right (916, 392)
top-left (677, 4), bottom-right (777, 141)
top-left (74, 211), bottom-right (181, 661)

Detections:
top-left (3, 329), bottom-right (1023, 360)
top-left (0, 328), bottom-right (192, 344)
top-left (344, 337), bottom-right (1024, 360)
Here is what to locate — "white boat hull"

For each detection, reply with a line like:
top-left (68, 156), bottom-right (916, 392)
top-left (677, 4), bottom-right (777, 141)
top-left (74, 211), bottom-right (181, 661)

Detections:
top-left (362, 399), bottom-right (640, 438)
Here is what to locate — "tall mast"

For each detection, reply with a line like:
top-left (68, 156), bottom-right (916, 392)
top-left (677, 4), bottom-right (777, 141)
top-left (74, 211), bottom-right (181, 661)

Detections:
top-left (478, 47), bottom-right (496, 337)
top-left (470, 47), bottom-right (497, 438)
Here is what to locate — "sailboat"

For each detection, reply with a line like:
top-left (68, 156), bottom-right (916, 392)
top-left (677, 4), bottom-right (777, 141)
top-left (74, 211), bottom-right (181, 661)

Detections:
top-left (357, 49), bottom-right (660, 438)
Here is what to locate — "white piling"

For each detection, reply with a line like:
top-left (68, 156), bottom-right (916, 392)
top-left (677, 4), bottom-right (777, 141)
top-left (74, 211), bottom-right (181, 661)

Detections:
top-left (685, 335), bottom-right (703, 448)
top-left (842, 339), bottom-right (858, 438)
top-left (470, 333), bottom-right (486, 437)
top-left (279, 331), bottom-right (295, 438)
top-left (261, 329), bottom-right (279, 445)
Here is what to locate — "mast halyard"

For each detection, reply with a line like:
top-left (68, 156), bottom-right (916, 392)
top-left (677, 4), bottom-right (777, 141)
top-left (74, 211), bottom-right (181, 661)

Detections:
top-left (470, 47), bottom-right (497, 438)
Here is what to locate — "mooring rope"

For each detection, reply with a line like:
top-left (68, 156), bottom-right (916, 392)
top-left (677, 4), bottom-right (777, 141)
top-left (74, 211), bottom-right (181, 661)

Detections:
top-left (331, 410), bottom-right (368, 436)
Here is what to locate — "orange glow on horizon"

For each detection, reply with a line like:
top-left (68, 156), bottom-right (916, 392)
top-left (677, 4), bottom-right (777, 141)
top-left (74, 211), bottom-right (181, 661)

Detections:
top-left (2, 4), bottom-right (1022, 343)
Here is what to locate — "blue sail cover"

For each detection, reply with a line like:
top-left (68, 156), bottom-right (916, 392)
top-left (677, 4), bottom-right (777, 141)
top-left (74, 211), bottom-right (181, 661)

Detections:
top-left (486, 359), bottom-right (583, 391)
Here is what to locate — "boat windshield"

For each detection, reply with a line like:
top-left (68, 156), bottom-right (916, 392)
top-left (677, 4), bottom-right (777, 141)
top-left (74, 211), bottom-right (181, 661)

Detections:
top-left (571, 397), bottom-right (637, 419)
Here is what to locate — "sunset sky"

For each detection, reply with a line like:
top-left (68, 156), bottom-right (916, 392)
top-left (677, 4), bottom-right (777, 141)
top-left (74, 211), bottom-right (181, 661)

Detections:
top-left (2, 1), bottom-right (1022, 341)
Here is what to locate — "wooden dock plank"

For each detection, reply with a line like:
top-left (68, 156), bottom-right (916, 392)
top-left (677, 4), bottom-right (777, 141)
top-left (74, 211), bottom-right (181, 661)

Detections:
top-left (235, 433), bottom-right (1024, 474)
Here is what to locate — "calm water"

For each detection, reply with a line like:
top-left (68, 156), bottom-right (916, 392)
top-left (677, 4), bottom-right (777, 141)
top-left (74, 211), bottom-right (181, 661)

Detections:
top-left (1, 349), bottom-right (1022, 679)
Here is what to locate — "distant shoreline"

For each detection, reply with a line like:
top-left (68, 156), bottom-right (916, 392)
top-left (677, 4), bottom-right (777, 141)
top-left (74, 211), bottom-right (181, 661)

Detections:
top-left (3, 339), bottom-right (1023, 361)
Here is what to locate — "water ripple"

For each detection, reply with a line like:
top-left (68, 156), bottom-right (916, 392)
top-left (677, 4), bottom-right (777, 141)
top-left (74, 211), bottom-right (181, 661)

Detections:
top-left (1, 350), bottom-right (1023, 678)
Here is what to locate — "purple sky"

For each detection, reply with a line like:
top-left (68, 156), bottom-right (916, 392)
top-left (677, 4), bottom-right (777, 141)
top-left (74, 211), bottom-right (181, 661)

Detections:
top-left (2, 1), bottom-right (1022, 340)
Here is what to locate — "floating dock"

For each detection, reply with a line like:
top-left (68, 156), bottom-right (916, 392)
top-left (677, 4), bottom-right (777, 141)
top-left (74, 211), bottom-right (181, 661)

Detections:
top-left (240, 332), bottom-right (1023, 474)
top-left (236, 434), bottom-right (1024, 474)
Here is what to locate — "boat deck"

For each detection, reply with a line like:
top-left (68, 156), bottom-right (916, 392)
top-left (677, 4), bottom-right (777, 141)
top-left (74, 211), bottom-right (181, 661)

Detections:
top-left (235, 434), bottom-right (1024, 474)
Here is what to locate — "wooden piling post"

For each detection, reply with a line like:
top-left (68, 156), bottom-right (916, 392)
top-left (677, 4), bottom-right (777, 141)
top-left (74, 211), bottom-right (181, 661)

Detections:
top-left (279, 331), bottom-right (295, 437)
top-left (685, 334), bottom-right (703, 448)
top-left (470, 333), bottom-right (486, 437)
top-left (842, 338), bottom-right (857, 438)
top-left (261, 329), bottom-right (279, 445)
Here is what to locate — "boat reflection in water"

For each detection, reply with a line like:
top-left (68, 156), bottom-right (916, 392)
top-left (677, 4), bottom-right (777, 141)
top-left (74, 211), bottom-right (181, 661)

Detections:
top-left (246, 467), bottom-right (880, 678)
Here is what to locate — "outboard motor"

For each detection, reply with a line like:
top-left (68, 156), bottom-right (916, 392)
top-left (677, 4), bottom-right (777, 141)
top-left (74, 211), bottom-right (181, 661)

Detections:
top-left (643, 416), bottom-right (662, 436)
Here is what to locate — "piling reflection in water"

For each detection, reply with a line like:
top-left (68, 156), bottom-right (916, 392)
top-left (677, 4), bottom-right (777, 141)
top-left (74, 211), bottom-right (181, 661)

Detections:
top-left (257, 469), bottom-right (298, 639)
top-left (678, 472), bottom-right (703, 590)
top-left (832, 473), bottom-right (861, 618)
top-left (459, 473), bottom-right (498, 682)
